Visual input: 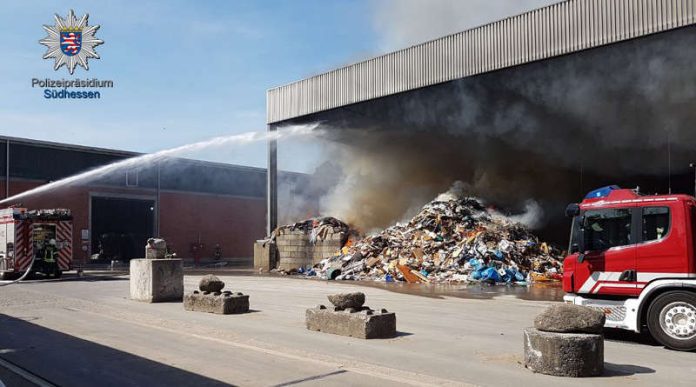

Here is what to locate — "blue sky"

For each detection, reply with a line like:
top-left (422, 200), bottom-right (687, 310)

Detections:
top-left (0, 0), bottom-right (554, 172)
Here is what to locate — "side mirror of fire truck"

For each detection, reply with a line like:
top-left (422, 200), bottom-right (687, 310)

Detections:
top-left (577, 217), bottom-right (589, 263)
top-left (565, 203), bottom-right (580, 218)
top-left (568, 202), bottom-right (588, 262)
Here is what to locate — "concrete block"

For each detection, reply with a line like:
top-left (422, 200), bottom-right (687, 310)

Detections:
top-left (535, 304), bottom-right (605, 333)
top-left (306, 306), bottom-right (396, 339)
top-left (277, 239), bottom-right (307, 247)
top-left (184, 291), bottom-right (250, 314)
top-left (276, 232), bottom-right (346, 270)
top-left (524, 328), bottom-right (603, 377)
top-left (254, 241), bottom-right (275, 271)
top-left (145, 238), bottom-right (167, 259)
top-left (129, 259), bottom-right (183, 303)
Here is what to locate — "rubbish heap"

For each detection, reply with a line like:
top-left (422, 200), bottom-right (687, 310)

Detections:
top-left (316, 196), bottom-right (563, 284)
top-left (272, 217), bottom-right (352, 245)
top-left (270, 217), bottom-right (358, 272)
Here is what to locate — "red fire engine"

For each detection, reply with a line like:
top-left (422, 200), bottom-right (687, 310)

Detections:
top-left (0, 208), bottom-right (73, 279)
top-left (563, 185), bottom-right (696, 350)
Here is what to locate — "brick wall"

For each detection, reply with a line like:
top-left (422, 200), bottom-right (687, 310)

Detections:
top-left (0, 180), bottom-right (265, 263)
top-left (159, 191), bottom-right (265, 259)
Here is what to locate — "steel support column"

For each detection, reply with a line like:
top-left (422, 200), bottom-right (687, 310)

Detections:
top-left (266, 125), bottom-right (278, 236)
top-left (156, 163), bottom-right (161, 237)
top-left (5, 139), bottom-right (9, 199)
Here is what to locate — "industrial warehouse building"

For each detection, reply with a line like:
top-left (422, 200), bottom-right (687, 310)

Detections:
top-left (265, 0), bottom-right (696, 242)
top-left (0, 135), bottom-right (309, 266)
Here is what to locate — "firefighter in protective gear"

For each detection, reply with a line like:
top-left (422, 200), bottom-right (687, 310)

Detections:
top-left (43, 239), bottom-right (57, 263)
top-left (214, 244), bottom-right (222, 261)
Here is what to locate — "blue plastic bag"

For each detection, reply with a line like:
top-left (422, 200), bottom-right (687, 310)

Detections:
top-left (514, 271), bottom-right (526, 282)
top-left (480, 267), bottom-right (501, 282)
top-left (468, 258), bottom-right (482, 270)
top-left (503, 268), bottom-right (517, 283)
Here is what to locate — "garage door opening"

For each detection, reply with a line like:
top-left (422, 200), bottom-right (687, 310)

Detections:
top-left (91, 196), bottom-right (155, 262)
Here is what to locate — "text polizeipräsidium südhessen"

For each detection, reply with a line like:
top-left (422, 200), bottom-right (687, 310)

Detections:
top-left (33, 78), bottom-right (114, 99)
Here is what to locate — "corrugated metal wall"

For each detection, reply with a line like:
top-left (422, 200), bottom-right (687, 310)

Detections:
top-left (267, 0), bottom-right (696, 124)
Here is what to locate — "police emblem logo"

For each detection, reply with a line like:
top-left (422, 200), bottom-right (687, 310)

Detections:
top-left (39, 10), bottom-right (103, 74)
top-left (60, 30), bottom-right (82, 56)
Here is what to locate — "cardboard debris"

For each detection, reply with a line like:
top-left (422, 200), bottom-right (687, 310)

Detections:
top-left (397, 264), bottom-right (422, 283)
top-left (271, 217), bottom-right (352, 244)
top-left (311, 194), bottom-right (563, 284)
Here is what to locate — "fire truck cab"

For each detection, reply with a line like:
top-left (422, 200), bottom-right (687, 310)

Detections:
top-left (0, 208), bottom-right (73, 280)
top-left (563, 185), bottom-right (696, 350)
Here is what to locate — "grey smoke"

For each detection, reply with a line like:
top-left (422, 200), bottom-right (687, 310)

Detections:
top-left (287, 23), bottom-right (696, 241)
top-left (372, 0), bottom-right (558, 51)
top-left (504, 200), bottom-right (544, 229)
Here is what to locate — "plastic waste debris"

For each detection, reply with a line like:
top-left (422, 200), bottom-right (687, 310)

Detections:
top-left (279, 191), bottom-right (563, 284)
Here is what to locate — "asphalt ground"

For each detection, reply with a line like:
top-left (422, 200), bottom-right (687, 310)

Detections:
top-left (0, 274), bottom-right (694, 386)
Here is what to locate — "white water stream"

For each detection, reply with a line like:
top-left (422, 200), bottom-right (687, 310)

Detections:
top-left (0, 124), bottom-right (319, 204)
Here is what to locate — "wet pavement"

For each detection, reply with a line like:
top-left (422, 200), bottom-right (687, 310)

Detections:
top-left (280, 275), bottom-right (565, 301)
top-left (1, 274), bottom-right (690, 386)
top-left (7, 269), bottom-right (566, 302)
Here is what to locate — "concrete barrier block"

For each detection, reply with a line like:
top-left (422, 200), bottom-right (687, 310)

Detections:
top-left (145, 248), bottom-right (166, 259)
top-left (254, 241), bottom-right (276, 271)
top-left (145, 238), bottom-right (167, 259)
top-left (306, 306), bottom-right (396, 339)
top-left (524, 328), bottom-right (603, 377)
top-left (184, 291), bottom-right (250, 314)
top-left (129, 259), bottom-right (183, 303)
top-left (276, 232), bottom-right (347, 270)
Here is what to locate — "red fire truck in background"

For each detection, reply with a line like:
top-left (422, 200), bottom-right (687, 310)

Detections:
top-left (563, 185), bottom-right (696, 351)
top-left (0, 208), bottom-right (73, 280)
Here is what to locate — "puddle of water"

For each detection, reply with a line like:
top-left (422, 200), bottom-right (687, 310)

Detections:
top-left (247, 272), bottom-right (564, 302)
top-left (336, 279), bottom-right (564, 301)
top-left (178, 269), bottom-right (565, 302)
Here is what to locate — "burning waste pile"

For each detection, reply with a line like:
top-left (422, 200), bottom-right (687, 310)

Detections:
top-left (318, 193), bottom-right (563, 284)
top-left (270, 187), bottom-right (564, 284)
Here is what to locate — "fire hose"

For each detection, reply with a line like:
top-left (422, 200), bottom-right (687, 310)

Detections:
top-left (0, 255), bottom-right (36, 286)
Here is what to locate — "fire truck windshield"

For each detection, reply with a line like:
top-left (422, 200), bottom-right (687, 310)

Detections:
top-left (569, 208), bottom-right (632, 252)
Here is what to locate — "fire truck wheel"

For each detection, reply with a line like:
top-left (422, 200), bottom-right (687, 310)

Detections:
top-left (647, 291), bottom-right (696, 351)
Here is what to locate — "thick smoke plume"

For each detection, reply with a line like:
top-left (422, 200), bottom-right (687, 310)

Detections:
top-left (372, 0), bottom-right (557, 50)
top-left (312, 130), bottom-right (557, 232)
top-left (291, 25), bottom-right (696, 242)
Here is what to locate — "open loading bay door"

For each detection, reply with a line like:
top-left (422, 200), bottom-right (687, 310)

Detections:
top-left (91, 196), bottom-right (155, 262)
